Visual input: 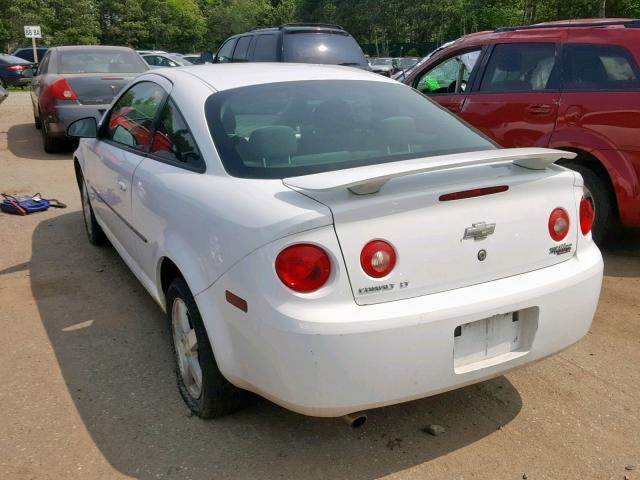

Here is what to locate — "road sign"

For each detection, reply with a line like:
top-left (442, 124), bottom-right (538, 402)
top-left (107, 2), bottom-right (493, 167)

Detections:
top-left (24, 26), bottom-right (42, 39)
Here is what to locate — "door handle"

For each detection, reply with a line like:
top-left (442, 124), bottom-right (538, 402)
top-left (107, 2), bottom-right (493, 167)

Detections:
top-left (117, 181), bottom-right (127, 192)
top-left (527, 104), bottom-right (553, 114)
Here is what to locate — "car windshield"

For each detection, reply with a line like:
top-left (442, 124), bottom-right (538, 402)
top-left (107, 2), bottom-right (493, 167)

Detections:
top-left (59, 49), bottom-right (148, 74)
top-left (282, 32), bottom-right (366, 66)
top-left (205, 80), bottom-right (495, 179)
top-left (372, 58), bottom-right (393, 66)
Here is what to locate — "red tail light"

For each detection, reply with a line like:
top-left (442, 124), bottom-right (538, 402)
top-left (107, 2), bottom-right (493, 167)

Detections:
top-left (360, 240), bottom-right (396, 278)
top-left (275, 244), bottom-right (331, 293)
top-left (48, 78), bottom-right (78, 100)
top-left (7, 65), bottom-right (28, 71)
top-left (439, 185), bottom-right (509, 201)
top-left (579, 197), bottom-right (595, 235)
top-left (548, 208), bottom-right (570, 241)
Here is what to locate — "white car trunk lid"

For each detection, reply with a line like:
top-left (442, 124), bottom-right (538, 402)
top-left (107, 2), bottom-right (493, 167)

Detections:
top-left (286, 152), bottom-right (579, 305)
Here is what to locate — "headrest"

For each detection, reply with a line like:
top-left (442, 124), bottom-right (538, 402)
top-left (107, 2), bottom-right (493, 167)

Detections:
top-left (313, 97), bottom-right (353, 131)
top-left (221, 105), bottom-right (236, 135)
top-left (494, 50), bottom-right (522, 72)
top-left (380, 116), bottom-right (417, 145)
top-left (249, 126), bottom-right (297, 160)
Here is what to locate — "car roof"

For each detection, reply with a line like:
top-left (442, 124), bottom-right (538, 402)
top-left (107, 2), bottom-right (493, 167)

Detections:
top-left (51, 45), bottom-right (137, 52)
top-left (162, 63), bottom-right (394, 92)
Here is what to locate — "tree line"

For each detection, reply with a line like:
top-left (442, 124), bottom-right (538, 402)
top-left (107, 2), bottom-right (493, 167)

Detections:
top-left (1, 0), bottom-right (639, 55)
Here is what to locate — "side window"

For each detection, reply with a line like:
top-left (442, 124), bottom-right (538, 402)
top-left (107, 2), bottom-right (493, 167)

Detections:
top-left (104, 81), bottom-right (165, 152)
top-left (233, 36), bottom-right (252, 62)
top-left (416, 49), bottom-right (481, 94)
top-left (37, 52), bottom-right (50, 74)
top-left (253, 34), bottom-right (278, 61)
top-left (563, 44), bottom-right (640, 91)
top-left (215, 38), bottom-right (237, 63)
top-left (144, 56), bottom-right (157, 66)
top-left (150, 98), bottom-right (203, 170)
top-left (480, 43), bottom-right (558, 93)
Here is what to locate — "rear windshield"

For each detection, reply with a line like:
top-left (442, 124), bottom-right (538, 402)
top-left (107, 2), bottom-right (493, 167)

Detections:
top-left (0, 54), bottom-right (31, 64)
top-left (205, 80), bottom-right (495, 179)
top-left (59, 50), bottom-right (148, 74)
top-left (282, 32), bottom-right (367, 66)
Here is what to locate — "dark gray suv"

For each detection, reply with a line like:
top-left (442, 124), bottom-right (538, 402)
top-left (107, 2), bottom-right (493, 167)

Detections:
top-left (210, 23), bottom-right (368, 68)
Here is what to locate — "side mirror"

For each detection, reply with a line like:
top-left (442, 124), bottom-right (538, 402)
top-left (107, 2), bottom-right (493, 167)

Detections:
top-left (67, 117), bottom-right (98, 138)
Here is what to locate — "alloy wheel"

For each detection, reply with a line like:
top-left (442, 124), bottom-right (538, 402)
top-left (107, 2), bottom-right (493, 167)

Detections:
top-left (172, 297), bottom-right (203, 399)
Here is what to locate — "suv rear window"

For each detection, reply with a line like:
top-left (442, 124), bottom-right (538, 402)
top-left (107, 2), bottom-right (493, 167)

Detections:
top-left (205, 80), bottom-right (494, 179)
top-left (563, 44), bottom-right (640, 91)
top-left (282, 32), bottom-right (366, 66)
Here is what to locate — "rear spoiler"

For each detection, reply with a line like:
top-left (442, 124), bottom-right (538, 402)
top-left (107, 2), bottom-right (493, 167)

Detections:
top-left (283, 148), bottom-right (577, 195)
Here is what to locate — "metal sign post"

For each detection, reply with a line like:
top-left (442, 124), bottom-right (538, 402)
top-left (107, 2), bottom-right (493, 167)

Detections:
top-left (24, 26), bottom-right (42, 63)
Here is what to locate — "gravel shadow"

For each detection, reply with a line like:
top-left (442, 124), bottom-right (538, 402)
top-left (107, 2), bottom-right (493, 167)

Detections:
top-left (30, 211), bottom-right (523, 480)
top-left (601, 227), bottom-right (640, 278)
top-left (7, 123), bottom-right (76, 160)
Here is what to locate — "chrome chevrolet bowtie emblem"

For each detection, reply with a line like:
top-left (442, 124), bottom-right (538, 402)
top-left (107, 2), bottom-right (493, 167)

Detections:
top-left (463, 222), bottom-right (496, 240)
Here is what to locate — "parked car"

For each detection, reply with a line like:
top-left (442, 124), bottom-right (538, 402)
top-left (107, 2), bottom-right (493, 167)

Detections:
top-left (31, 45), bottom-right (149, 153)
top-left (0, 85), bottom-right (8, 104)
top-left (67, 63), bottom-right (603, 420)
top-left (210, 23), bottom-right (368, 68)
top-left (11, 47), bottom-right (48, 64)
top-left (181, 54), bottom-right (202, 64)
top-left (401, 18), bottom-right (640, 243)
top-left (369, 57), bottom-right (395, 76)
top-left (142, 53), bottom-right (191, 68)
top-left (0, 54), bottom-right (34, 88)
top-left (394, 56), bottom-right (420, 72)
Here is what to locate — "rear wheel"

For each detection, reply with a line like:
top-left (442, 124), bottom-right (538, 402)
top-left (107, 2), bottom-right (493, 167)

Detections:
top-left (565, 162), bottom-right (615, 245)
top-left (41, 119), bottom-right (63, 153)
top-left (34, 108), bottom-right (41, 130)
top-left (167, 277), bottom-right (253, 418)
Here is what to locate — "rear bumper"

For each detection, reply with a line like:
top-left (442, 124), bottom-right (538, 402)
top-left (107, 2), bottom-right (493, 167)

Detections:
top-left (45, 103), bottom-right (109, 137)
top-left (195, 242), bottom-right (603, 417)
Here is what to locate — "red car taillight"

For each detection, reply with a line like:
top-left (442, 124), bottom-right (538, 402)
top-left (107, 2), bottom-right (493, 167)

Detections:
top-left (360, 240), bottom-right (396, 278)
top-left (48, 78), bottom-right (78, 100)
top-left (579, 197), bottom-right (595, 236)
top-left (548, 208), bottom-right (570, 241)
top-left (40, 78), bottom-right (78, 115)
top-left (275, 244), bottom-right (331, 293)
top-left (7, 65), bottom-right (28, 71)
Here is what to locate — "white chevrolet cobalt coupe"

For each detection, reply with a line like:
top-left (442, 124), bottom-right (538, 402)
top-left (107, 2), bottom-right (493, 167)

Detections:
top-left (68, 64), bottom-right (603, 421)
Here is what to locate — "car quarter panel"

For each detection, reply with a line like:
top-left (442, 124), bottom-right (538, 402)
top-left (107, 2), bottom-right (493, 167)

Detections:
top-left (131, 164), bottom-right (332, 298)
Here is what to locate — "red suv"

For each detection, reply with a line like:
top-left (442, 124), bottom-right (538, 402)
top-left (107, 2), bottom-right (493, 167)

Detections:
top-left (402, 19), bottom-right (640, 243)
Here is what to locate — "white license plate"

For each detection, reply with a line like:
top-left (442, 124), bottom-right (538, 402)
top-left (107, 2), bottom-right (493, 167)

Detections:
top-left (454, 312), bottom-right (524, 373)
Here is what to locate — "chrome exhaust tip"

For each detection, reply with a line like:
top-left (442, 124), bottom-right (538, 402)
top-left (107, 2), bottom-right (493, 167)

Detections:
top-left (342, 412), bottom-right (367, 428)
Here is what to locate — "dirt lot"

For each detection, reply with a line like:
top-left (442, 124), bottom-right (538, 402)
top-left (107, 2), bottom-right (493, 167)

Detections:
top-left (1, 91), bottom-right (639, 480)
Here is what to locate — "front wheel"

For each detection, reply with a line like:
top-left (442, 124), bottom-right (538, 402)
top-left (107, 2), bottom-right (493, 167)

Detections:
top-left (167, 277), bottom-right (253, 418)
top-left (80, 176), bottom-right (107, 246)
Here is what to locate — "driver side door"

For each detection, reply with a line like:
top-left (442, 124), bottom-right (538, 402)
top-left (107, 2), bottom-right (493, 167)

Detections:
top-left (412, 47), bottom-right (483, 114)
top-left (85, 80), bottom-right (167, 260)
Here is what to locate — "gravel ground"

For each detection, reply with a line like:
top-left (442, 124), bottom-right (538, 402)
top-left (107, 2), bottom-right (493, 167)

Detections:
top-left (1, 91), bottom-right (639, 480)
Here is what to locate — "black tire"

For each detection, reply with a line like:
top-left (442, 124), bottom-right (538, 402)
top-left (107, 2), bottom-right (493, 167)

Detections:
top-left (79, 175), bottom-right (108, 246)
top-left (167, 277), bottom-right (253, 418)
top-left (565, 162), bottom-right (615, 245)
top-left (41, 120), bottom-right (63, 153)
top-left (34, 108), bottom-right (41, 130)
